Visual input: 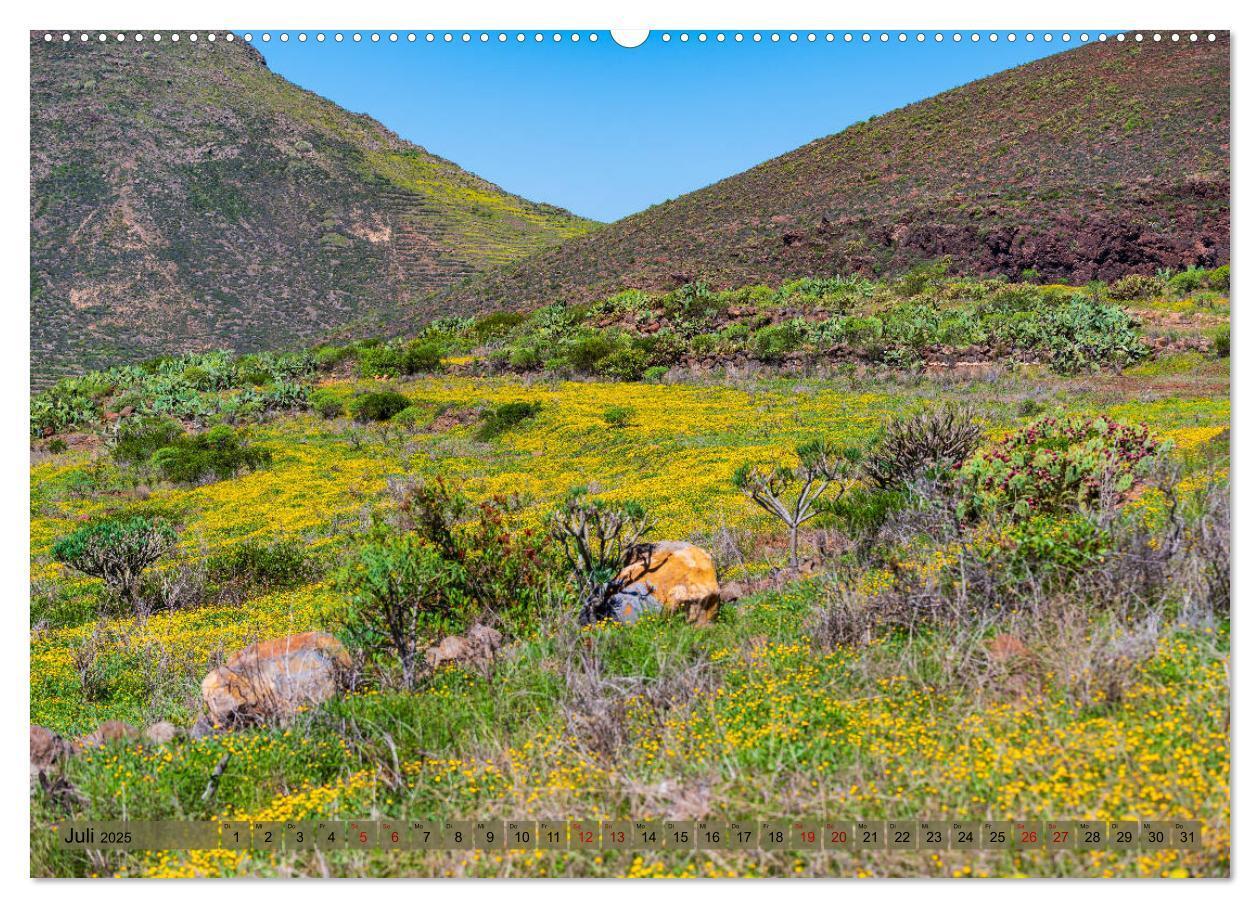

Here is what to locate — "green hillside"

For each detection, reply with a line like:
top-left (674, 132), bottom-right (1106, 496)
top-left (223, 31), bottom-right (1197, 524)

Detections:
top-left (30, 34), bottom-right (595, 386)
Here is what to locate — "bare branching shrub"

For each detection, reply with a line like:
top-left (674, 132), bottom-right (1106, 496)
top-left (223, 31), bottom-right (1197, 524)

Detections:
top-left (1188, 482), bottom-right (1230, 615)
top-left (556, 627), bottom-right (716, 758)
top-left (864, 403), bottom-right (981, 490)
top-left (1067, 463), bottom-right (1228, 618)
top-left (559, 639), bottom-right (637, 756)
top-left (735, 439), bottom-right (852, 568)
top-left (1050, 605), bottom-right (1163, 710)
top-left (687, 516), bottom-right (752, 579)
top-left (72, 626), bottom-right (112, 702)
top-left (807, 580), bottom-right (884, 650)
top-left (548, 488), bottom-right (653, 621)
top-left (139, 559), bottom-right (209, 612)
top-left (808, 567), bottom-right (967, 652)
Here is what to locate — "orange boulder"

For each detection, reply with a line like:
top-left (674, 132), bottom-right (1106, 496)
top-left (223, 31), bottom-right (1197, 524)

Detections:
top-left (615, 541), bottom-right (721, 625)
top-left (201, 631), bottom-right (350, 726)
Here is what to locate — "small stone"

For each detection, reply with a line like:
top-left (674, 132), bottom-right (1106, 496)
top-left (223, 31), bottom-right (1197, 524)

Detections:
top-left (79, 720), bottom-right (138, 748)
top-left (426, 623), bottom-right (503, 670)
top-left (987, 633), bottom-right (1032, 664)
top-left (143, 721), bottom-right (181, 745)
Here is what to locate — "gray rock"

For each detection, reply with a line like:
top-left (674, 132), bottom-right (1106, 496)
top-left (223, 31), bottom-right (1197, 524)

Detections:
top-left (607, 590), bottom-right (662, 624)
top-left (188, 714), bottom-right (220, 740)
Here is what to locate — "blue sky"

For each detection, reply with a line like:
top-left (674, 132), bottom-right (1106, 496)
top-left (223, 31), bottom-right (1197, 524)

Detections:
top-left (251, 31), bottom-right (1071, 222)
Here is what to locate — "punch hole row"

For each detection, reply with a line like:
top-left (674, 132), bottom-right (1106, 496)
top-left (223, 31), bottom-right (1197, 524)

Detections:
top-left (42, 31), bottom-right (1220, 45)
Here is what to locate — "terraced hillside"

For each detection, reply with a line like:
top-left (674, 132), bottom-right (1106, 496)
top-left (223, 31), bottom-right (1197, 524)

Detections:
top-left (29, 34), bottom-right (595, 386)
top-left (433, 35), bottom-right (1229, 323)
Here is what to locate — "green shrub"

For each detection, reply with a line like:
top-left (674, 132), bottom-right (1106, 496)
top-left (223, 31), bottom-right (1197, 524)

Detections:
top-left (864, 403), bottom-right (982, 490)
top-left (893, 259), bottom-right (952, 297)
top-left (1108, 273), bottom-right (1164, 301)
top-left (391, 405), bottom-right (429, 431)
top-left (357, 344), bottom-right (405, 378)
top-left (980, 513), bottom-right (1112, 577)
top-left (312, 344), bottom-right (355, 371)
top-left (643, 365), bottom-right (669, 383)
top-left (392, 477), bottom-right (554, 631)
top-left (110, 417), bottom-right (184, 466)
top-left (473, 310), bottom-right (526, 341)
top-left (689, 332), bottom-right (722, 356)
top-left (47, 438), bottom-right (68, 455)
top-left (1017, 398), bottom-right (1046, 418)
top-left (962, 413), bottom-right (1167, 518)
top-left (750, 322), bottom-right (806, 361)
top-left (336, 532), bottom-right (470, 687)
top-left (562, 331), bottom-right (618, 373)
top-left (206, 538), bottom-right (318, 598)
top-left (238, 366), bottom-right (273, 387)
top-left (401, 339), bottom-right (445, 375)
top-left (1212, 324), bottom-right (1230, 358)
top-left (507, 342), bottom-right (544, 371)
top-left (1167, 266), bottom-right (1208, 298)
top-left (308, 388), bottom-right (345, 419)
top-left (596, 346), bottom-right (649, 381)
top-left (180, 365), bottom-right (211, 388)
top-left (820, 486), bottom-right (908, 539)
top-left (357, 340), bottom-right (441, 378)
top-left (601, 405), bottom-right (634, 428)
top-left (349, 391), bottom-right (411, 423)
top-left (52, 515), bottom-right (177, 608)
top-left (1206, 265), bottom-right (1230, 293)
top-left (475, 401), bottom-right (542, 441)
top-left (151, 426), bottom-right (272, 484)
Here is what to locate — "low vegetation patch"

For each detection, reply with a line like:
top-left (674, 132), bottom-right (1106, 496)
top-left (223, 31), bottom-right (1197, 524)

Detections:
top-left (474, 400), bottom-right (542, 441)
top-left (348, 390), bottom-right (412, 423)
top-left (150, 426), bottom-right (272, 485)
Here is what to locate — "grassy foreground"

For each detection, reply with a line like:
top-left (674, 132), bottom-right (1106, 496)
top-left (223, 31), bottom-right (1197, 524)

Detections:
top-left (30, 281), bottom-right (1230, 878)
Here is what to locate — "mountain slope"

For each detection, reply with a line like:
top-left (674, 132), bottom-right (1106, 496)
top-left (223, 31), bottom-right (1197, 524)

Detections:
top-left (29, 34), bottom-right (595, 386)
top-left (433, 35), bottom-right (1228, 320)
